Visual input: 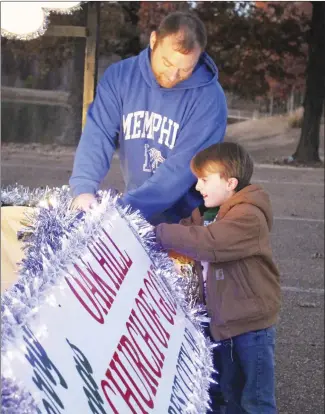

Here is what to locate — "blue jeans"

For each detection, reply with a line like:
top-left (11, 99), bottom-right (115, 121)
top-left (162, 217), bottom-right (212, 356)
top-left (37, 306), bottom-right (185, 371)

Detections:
top-left (217, 326), bottom-right (277, 414)
top-left (201, 323), bottom-right (226, 414)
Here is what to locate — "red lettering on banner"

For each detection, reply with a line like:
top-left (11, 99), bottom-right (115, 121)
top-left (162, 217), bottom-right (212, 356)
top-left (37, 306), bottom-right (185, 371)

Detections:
top-left (100, 263), bottom-right (181, 411)
top-left (88, 242), bottom-right (122, 290)
top-left (65, 272), bottom-right (104, 324)
top-left (113, 350), bottom-right (154, 408)
top-left (100, 380), bottom-right (119, 414)
top-left (127, 311), bottom-right (164, 377)
top-left (137, 288), bottom-right (170, 347)
top-left (66, 228), bottom-right (134, 323)
top-left (89, 229), bottom-right (133, 289)
top-left (119, 335), bottom-right (159, 395)
top-left (80, 259), bottom-right (117, 301)
top-left (74, 263), bottom-right (115, 312)
top-left (146, 267), bottom-right (177, 321)
top-left (144, 276), bottom-right (175, 325)
top-left (103, 351), bottom-right (153, 413)
top-left (103, 229), bottom-right (133, 271)
top-left (149, 265), bottom-right (177, 308)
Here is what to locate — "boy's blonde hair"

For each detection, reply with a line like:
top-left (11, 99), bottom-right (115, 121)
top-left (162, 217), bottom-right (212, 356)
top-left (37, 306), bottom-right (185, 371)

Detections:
top-left (190, 142), bottom-right (254, 192)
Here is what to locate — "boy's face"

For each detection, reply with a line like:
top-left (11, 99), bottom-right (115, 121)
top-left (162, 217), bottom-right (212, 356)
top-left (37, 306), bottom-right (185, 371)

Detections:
top-left (195, 172), bottom-right (237, 208)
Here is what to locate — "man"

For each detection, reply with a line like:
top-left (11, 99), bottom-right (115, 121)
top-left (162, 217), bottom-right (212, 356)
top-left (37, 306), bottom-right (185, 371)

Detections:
top-left (70, 11), bottom-right (227, 224)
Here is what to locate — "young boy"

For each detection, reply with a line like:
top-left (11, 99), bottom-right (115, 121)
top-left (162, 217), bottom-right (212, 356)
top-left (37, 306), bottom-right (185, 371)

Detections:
top-left (155, 142), bottom-right (281, 413)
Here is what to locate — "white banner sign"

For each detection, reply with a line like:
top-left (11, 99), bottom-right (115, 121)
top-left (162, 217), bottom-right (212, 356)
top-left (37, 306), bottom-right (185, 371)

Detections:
top-left (6, 210), bottom-right (207, 413)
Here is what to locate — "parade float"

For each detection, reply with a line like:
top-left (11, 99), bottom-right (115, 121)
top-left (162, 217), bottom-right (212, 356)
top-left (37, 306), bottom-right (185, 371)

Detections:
top-left (1, 5), bottom-right (214, 412)
top-left (1, 185), bottom-right (213, 413)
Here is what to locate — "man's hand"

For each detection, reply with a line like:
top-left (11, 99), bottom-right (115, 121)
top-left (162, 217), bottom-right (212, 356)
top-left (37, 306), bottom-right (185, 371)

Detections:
top-left (70, 193), bottom-right (97, 211)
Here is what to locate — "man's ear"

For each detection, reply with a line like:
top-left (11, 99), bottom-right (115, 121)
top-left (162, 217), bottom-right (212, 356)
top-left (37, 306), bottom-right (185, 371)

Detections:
top-left (149, 31), bottom-right (157, 50)
top-left (228, 177), bottom-right (239, 192)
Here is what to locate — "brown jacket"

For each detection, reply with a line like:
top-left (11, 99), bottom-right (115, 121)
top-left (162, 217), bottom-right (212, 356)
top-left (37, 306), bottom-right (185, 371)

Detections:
top-left (156, 184), bottom-right (281, 341)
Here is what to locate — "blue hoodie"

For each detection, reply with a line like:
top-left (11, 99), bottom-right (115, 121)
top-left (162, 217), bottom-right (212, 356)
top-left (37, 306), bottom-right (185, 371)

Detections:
top-left (70, 47), bottom-right (227, 224)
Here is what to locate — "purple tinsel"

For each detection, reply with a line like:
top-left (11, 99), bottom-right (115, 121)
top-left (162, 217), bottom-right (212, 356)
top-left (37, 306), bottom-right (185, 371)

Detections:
top-left (1, 377), bottom-right (40, 414)
top-left (1, 185), bottom-right (214, 414)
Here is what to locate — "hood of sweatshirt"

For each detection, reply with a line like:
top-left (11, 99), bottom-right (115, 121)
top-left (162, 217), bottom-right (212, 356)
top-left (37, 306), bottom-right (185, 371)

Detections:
top-left (139, 47), bottom-right (219, 90)
top-left (70, 46), bottom-right (227, 225)
top-left (218, 184), bottom-right (273, 230)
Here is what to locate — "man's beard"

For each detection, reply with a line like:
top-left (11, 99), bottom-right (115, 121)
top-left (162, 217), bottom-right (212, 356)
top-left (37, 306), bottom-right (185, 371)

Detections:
top-left (151, 46), bottom-right (186, 88)
top-left (153, 72), bottom-right (180, 88)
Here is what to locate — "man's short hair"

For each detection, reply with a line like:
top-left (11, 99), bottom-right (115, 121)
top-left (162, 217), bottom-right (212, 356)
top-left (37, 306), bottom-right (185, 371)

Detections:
top-left (156, 11), bottom-right (207, 53)
top-left (191, 142), bottom-right (254, 192)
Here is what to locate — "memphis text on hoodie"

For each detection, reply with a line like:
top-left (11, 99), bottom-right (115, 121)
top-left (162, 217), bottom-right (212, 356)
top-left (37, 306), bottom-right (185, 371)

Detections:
top-left (123, 111), bottom-right (179, 150)
top-left (70, 47), bottom-right (227, 223)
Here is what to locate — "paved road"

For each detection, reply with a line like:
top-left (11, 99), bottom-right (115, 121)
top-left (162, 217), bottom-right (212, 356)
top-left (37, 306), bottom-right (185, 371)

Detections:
top-left (2, 149), bottom-right (324, 414)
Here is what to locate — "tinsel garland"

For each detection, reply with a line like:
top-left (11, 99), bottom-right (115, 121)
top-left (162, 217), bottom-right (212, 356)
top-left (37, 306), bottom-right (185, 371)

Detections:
top-left (1, 184), bottom-right (214, 413)
top-left (1, 184), bottom-right (54, 207)
top-left (1, 378), bottom-right (39, 414)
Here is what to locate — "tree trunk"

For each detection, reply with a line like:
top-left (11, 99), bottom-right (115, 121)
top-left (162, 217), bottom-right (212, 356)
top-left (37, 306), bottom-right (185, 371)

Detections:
top-left (293, 2), bottom-right (325, 164)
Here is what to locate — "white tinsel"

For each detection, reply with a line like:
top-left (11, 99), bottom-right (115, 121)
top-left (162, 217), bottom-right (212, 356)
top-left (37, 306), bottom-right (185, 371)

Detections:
top-left (1, 185), bottom-right (214, 413)
top-left (1, 184), bottom-right (53, 207)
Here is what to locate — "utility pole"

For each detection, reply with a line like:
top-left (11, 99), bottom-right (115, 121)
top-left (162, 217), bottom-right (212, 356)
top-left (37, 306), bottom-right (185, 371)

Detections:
top-left (82, 2), bottom-right (100, 128)
top-left (44, 2), bottom-right (100, 130)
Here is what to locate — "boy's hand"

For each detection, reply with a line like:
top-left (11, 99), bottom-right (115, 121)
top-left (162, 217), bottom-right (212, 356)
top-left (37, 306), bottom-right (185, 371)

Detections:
top-left (138, 224), bottom-right (154, 238)
top-left (70, 193), bottom-right (97, 211)
top-left (168, 250), bottom-right (195, 265)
